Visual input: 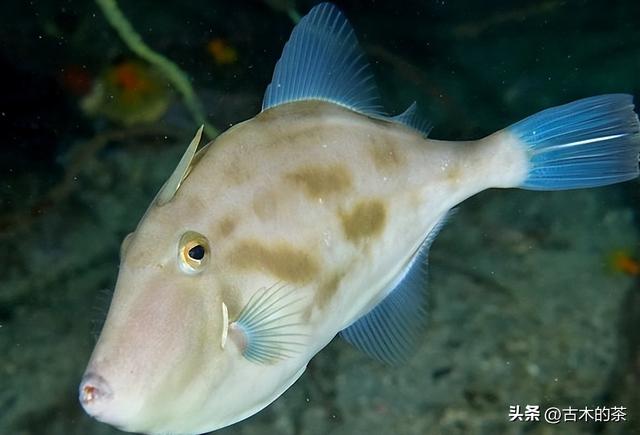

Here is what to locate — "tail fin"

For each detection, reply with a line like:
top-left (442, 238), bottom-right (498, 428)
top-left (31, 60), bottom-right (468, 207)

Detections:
top-left (508, 94), bottom-right (640, 190)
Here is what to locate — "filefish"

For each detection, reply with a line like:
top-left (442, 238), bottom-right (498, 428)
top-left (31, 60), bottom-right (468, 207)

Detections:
top-left (79, 3), bottom-right (640, 434)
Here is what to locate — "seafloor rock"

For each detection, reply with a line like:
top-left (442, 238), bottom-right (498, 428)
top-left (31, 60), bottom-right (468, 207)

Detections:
top-left (0, 142), bottom-right (637, 435)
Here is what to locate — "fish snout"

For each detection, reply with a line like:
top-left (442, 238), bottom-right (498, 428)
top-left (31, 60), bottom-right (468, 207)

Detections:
top-left (79, 372), bottom-right (113, 417)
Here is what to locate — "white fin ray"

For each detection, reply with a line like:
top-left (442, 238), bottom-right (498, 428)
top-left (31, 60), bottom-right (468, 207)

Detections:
top-left (221, 302), bottom-right (229, 349)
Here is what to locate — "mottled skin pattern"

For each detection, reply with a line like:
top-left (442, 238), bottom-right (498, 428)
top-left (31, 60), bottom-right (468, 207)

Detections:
top-left (82, 100), bottom-right (528, 434)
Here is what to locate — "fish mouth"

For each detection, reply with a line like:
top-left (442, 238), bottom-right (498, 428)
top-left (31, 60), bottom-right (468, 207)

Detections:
top-left (79, 372), bottom-right (113, 420)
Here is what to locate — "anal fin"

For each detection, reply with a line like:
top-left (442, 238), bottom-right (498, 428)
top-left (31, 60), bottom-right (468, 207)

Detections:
top-left (340, 213), bottom-right (450, 364)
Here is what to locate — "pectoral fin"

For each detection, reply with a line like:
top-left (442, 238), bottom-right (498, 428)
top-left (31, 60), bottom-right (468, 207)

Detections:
top-left (229, 283), bottom-right (307, 364)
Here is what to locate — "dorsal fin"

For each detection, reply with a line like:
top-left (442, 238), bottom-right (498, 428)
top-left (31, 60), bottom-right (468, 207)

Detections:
top-left (390, 102), bottom-right (432, 137)
top-left (340, 213), bottom-right (451, 365)
top-left (156, 125), bottom-right (203, 206)
top-left (262, 3), bottom-right (384, 116)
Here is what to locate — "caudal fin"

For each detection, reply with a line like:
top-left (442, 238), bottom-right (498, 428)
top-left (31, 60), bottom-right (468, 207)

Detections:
top-left (508, 94), bottom-right (640, 190)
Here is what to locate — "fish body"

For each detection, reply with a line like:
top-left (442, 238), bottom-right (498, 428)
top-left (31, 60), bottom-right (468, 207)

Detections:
top-left (80, 3), bottom-right (640, 435)
top-left (194, 99), bottom-right (525, 325)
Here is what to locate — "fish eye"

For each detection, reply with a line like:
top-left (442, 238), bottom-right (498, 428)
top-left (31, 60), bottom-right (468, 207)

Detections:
top-left (188, 244), bottom-right (205, 260)
top-left (178, 231), bottom-right (209, 274)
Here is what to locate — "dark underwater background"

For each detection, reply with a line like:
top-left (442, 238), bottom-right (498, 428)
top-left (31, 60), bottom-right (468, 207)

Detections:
top-left (1, 0), bottom-right (639, 434)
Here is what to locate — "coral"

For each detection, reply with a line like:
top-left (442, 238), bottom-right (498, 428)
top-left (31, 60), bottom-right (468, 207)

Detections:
top-left (94, 0), bottom-right (218, 138)
top-left (81, 60), bottom-right (172, 125)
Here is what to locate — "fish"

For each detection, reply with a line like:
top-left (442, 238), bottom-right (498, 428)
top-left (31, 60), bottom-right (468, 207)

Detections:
top-left (78, 3), bottom-right (640, 434)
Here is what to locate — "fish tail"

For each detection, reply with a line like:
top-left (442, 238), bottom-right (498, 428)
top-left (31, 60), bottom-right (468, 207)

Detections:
top-left (507, 94), bottom-right (640, 190)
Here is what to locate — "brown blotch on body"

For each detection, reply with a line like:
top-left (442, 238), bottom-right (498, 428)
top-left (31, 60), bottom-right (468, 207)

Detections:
top-left (315, 270), bottom-right (346, 309)
top-left (285, 165), bottom-right (352, 199)
top-left (218, 216), bottom-right (237, 237)
top-left (445, 163), bottom-right (463, 185)
top-left (340, 199), bottom-right (387, 243)
top-left (227, 240), bottom-right (319, 284)
top-left (223, 165), bottom-right (251, 186)
top-left (370, 140), bottom-right (404, 171)
top-left (220, 148), bottom-right (252, 187)
top-left (252, 189), bottom-right (280, 221)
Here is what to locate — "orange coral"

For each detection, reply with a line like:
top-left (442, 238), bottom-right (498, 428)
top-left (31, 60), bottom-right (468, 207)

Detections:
top-left (207, 38), bottom-right (238, 65)
top-left (609, 250), bottom-right (640, 276)
top-left (113, 62), bottom-right (148, 91)
top-left (107, 61), bottom-right (157, 103)
top-left (81, 60), bottom-right (171, 125)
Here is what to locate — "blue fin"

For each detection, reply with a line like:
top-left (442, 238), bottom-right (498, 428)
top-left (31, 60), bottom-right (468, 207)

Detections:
top-left (389, 102), bottom-right (432, 137)
top-left (508, 94), bottom-right (640, 190)
top-left (340, 214), bottom-right (450, 365)
top-left (262, 3), bottom-right (384, 116)
top-left (230, 283), bottom-right (307, 364)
